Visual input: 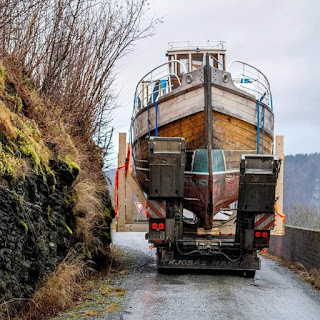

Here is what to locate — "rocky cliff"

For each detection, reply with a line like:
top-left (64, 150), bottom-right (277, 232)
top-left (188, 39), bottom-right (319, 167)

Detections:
top-left (0, 61), bottom-right (112, 314)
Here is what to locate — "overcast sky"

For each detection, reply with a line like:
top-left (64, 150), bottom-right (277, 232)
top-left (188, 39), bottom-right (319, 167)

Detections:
top-left (111, 0), bottom-right (320, 166)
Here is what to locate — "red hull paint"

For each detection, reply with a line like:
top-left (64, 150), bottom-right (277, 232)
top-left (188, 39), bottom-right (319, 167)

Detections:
top-left (137, 169), bottom-right (240, 226)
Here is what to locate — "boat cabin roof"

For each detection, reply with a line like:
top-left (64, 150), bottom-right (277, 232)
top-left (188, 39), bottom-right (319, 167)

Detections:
top-left (167, 41), bottom-right (226, 72)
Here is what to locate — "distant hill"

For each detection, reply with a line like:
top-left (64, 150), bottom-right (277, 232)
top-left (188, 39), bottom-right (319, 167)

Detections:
top-left (284, 153), bottom-right (320, 210)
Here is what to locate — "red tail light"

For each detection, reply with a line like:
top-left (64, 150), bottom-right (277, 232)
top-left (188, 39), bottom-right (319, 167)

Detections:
top-left (262, 232), bottom-right (268, 238)
top-left (151, 223), bottom-right (158, 230)
top-left (255, 231), bottom-right (261, 238)
top-left (158, 223), bottom-right (165, 230)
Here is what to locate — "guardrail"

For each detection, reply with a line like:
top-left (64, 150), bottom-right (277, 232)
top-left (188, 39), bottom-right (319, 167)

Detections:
top-left (168, 40), bottom-right (225, 51)
top-left (269, 226), bottom-right (320, 269)
top-left (133, 60), bottom-right (186, 116)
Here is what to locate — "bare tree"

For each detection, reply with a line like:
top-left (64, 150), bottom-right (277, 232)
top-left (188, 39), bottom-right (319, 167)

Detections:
top-left (0, 0), bottom-right (157, 168)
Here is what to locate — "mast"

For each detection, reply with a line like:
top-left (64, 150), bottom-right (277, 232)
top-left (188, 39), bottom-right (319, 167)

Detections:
top-left (204, 53), bottom-right (214, 230)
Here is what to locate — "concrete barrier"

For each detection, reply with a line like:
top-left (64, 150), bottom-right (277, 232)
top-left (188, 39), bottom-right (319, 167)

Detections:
top-left (269, 226), bottom-right (320, 269)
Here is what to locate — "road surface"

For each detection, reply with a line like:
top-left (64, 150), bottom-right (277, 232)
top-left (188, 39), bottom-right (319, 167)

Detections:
top-left (111, 231), bottom-right (320, 320)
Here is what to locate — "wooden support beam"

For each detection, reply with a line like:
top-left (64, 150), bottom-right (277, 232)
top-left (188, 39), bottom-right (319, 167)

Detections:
top-left (272, 135), bottom-right (285, 235)
top-left (116, 133), bottom-right (148, 232)
top-left (125, 143), bottom-right (134, 224)
top-left (116, 133), bottom-right (127, 232)
top-left (126, 172), bottom-right (147, 211)
top-left (121, 223), bottom-right (149, 232)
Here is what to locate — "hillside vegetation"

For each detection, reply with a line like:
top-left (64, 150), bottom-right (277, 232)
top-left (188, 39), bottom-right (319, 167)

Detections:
top-left (0, 57), bottom-right (113, 319)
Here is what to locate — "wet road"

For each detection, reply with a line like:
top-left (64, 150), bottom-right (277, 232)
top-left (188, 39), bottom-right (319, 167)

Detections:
top-left (113, 232), bottom-right (320, 320)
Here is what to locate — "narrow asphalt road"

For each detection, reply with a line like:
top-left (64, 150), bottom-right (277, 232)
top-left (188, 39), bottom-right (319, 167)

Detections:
top-left (111, 231), bottom-right (320, 320)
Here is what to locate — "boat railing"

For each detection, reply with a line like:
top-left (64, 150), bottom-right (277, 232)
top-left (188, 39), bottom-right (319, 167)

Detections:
top-left (168, 40), bottom-right (225, 51)
top-left (227, 60), bottom-right (272, 110)
top-left (133, 60), bottom-right (187, 115)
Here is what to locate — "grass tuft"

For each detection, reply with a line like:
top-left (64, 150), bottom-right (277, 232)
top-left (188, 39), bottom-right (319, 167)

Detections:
top-left (105, 301), bottom-right (121, 314)
top-left (83, 309), bottom-right (99, 317)
top-left (262, 252), bottom-right (320, 290)
top-left (20, 246), bottom-right (87, 320)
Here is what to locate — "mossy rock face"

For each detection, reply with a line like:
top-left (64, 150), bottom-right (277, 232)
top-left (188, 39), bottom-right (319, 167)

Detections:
top-left (0, 161), bottom-right (78, 312)
top-left (0, 63), bottom-right (81, 314)
top-left (0, 59), bottom-right (113, 316)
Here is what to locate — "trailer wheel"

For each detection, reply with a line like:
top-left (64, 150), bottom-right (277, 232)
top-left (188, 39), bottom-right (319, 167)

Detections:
top-left (244, 270), bottom-right (256, 278)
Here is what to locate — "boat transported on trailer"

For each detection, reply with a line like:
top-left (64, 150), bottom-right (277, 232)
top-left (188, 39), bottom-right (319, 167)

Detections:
top-left (126, 41), bottom-right (281, 276)
top-left (131, 41), bottom-right (274, 230)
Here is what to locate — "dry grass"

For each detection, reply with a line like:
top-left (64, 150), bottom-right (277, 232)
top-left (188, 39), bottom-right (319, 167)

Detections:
top-left (7, 244), bottom-right (126, 320)
top-left (19, 246), bottom-right (87, 320)
top-left (105, 302), bottom-right (121, 314)
top-left (100, 285), bottom-right (112, 297)
top-left (83, 309), bottom-right (99, 317)
top-left (262, 252), bottom-right (320, 290)
top-left (0, 103), bottom-right (16, 139)
top-left (113, 288), bottom-right (127, 297)
top-left (74, 179), bottom-right (106, 251)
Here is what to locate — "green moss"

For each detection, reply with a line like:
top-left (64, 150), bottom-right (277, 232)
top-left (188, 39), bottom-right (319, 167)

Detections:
top-left (85, 247), bottom-right (92, 259)
top-left (61, 220), bottom-right (73, 235)
top-left (4, 145), bottom-right (14, 155)
top-left (103, 232), bottom-right (110, 241)
top-left (47, 167), bottom-right (57, 187)
top-left (0, 161), bottom-right (5, 173)
top-left (0, 153), bottom-right (16, 179)
top-left (13, 193), bottom-right (23, 207)
top-left (8, 141), bottom-right (18, 152)
top-left (22, 76), bottom-right (30, 86)
top-left (65, 191), bottom-right (76, 207)
top-left (20, 221), bottom-right (28, 233)
top-left (16, 96), bottom-right (23, 112)
top-left (0, 62), bottom-right (6, 88)
top-left (104, 208), bottom-right (112, 221)
top-left (19, 142), bottom-right (41, 173)
top-left (64, 155), bottom-right (80, 174)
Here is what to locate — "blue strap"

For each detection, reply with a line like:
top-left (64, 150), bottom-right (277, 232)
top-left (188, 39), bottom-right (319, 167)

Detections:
top-left (149, 81), bottom-right (160, 104)
top-left (155, 101), bottom-right (158, 136)
top-left (261, 104), bottom-right (265, 154)
top-left (160, 79), bottom-right (167, 95)
top-left (270, 92), bottom-right (273, 112)
top-left (147, 102), bottom-right (151, 137)
top-left (256, 100), bottom-right (260, 154)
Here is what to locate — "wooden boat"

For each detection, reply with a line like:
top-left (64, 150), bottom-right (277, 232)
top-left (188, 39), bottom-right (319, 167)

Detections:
top-left (131, 41), bottom-right (274, 229)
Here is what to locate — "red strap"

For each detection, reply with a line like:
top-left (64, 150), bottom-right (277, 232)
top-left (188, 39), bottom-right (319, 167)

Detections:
top-left (125, 145), bottom-right (130, 177)
top-left (113, 164), bottom-right (125, 217)
top-left (274, 203), bottom-right (286, 222)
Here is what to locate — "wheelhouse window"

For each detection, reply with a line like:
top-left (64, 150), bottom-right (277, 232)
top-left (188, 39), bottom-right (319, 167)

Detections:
top-left (209, 54), bottom-right (219, 68)
top-left (177, 54), bottom-right (188, 74)
top-left (191, 53), bottom-right (203, 70)
top-left (168, 54), bottom-right (175, 74)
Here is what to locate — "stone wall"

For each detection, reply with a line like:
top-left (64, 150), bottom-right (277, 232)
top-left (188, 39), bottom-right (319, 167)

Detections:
top-left (269, 226), bottom-right (320, 269)
top-left (0, 160), bottom-right (79, 304)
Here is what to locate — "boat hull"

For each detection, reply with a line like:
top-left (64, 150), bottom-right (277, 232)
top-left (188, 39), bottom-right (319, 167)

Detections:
top-left (132, 66), bottom-right (274, 227)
